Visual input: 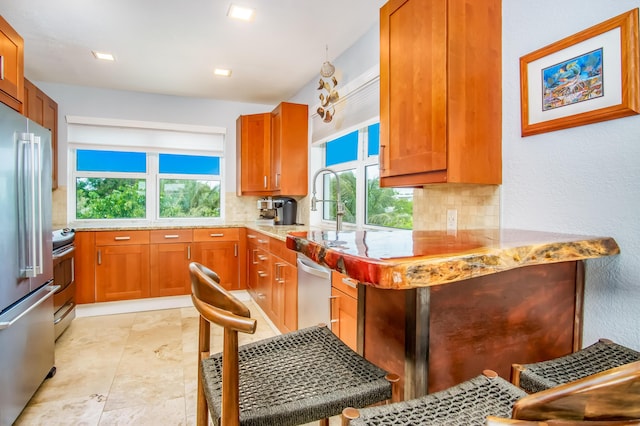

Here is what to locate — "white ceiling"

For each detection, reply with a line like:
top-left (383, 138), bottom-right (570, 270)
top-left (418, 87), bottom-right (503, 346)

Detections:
top-left (1, 0), bottom-right (385, 105)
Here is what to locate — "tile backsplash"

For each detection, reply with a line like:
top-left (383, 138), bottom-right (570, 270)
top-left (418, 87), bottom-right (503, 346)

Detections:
top-left (53, 185), bottom-right (500, 231)
top-left (412, 184), bottom-right (501, 230)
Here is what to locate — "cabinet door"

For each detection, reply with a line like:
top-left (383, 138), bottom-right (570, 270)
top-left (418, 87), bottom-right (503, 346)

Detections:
top-left (331, 286), bottom-right (358, 351)
top-left (271, 102), bottom-right (308, 196)
top-left (380, 0), bottom-right (448, 181)
top-left (237, 113), bottom-right (272, 194)
top-left (96, 244), bottom-right (150, 301)
top-left (149, 243), bottom-right (191, 297)
top-left (74, 231), bottom-right (96, 304)
top-left (23, 79), bottom-right (59, 189)
top-left (272, 257), bottom-right (298, 333)
top-left (0, 16), bottom-right (23, 111)
top-left (192, 241), bottom-right (240, 290)
top-left (43, 95), bottom-right (58, 189)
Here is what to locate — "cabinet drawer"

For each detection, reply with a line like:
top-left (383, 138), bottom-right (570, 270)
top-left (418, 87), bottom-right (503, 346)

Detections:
top-left (332, 271), bottom-right (358, 299)
top-left (270, 237), bottom-right (296, 265)
top-left (95, 230), bottom-right (150, 245)
top-left (246, 230), bottom-right (270, 247)
top-left (193, 227), bottom-right (239, 242)
top-left (150, 229), bottom-right (193, 244)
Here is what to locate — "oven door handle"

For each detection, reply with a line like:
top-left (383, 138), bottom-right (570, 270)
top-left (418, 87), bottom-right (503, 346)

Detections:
top-left (53, 245), bottom-right (75, 259)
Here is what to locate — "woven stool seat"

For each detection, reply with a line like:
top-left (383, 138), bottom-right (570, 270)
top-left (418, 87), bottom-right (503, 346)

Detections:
top-left (346, 372), bottom-right (527, 426)
top-left (515, 339), bottom-right (640, 393)
top-left (201, 325), bottom-right (392, 426)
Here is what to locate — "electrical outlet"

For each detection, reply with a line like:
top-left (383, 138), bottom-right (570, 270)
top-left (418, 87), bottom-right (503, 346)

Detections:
top-left (446, 209), bottom-right (457, 231)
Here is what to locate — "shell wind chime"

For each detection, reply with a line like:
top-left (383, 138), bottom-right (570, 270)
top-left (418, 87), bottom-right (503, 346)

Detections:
top-left (317, 45), bottom-right (339, 123)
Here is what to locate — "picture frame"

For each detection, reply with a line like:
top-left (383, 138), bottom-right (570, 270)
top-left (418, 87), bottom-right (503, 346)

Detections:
top-left (520, 8), bottom-right (639, 137)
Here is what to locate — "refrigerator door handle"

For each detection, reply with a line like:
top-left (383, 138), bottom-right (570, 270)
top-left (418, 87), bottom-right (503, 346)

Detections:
top-left (0, 285), bottom-right (59, 330)
top-left (17, 133), bottom-right (44, 278)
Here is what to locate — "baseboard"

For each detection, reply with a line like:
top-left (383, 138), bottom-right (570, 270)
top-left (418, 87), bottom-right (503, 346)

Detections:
top-left (76, 291), bottom-right (252, 318)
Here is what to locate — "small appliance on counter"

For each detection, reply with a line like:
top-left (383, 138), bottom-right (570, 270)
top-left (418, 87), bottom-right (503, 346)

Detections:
top-left (257, 197), bottom-right (297, 225)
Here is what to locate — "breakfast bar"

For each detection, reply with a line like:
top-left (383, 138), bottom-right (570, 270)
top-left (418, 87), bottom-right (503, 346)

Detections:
top-left (286, 229), bottom-right (620, 399)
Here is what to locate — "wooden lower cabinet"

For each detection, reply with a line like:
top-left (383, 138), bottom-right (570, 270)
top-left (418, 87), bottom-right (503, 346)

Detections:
top-left (330, 272), bottom-right (358, 351)
top-left (246, 230), bottom-right (298, 333)
top-left (271, 253), bottom-right (297, 333)
top-left (149, 229), bottom-right (193, 297)
top-left (75, 228), bottom-right (244, 304)
top-left (192, 241), bottom-right (240, 291)
top-left (96, 243), bottom-right (150, 301)
top-left (94, 230), bottom-right (150, 302)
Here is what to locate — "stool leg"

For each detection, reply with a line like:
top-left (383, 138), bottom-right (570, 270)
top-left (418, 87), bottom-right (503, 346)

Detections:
top-left (319, 419), bottom-right (329, 426)
top-left (197, 316), bottom-right (211, 426)
top-left (385, 373), bottom-right (401, 403)
top-left (342, 407), bottom-right (360, 426)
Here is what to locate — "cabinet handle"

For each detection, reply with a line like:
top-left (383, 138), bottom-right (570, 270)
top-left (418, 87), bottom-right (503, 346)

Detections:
top-left (234, 243), bottom-right (238, 257)
top-left (257, 239), bottom-right (267, 244)
top-left (209, 233), bottom-right (224, 237)
top-left (275, 173), bottom-right (280, 188)
top-left (257, 255), bottom-right (268, 261)
top-left (187, 245), bottom-right (191, 260)
top-left (97, 249), bottom-right (102, 265)
top-left (342, 278), bottom-right (358, 289)
top-left (258, 271), bottom-right (268, 278)
top-left (263, 175), bottom-right (267, 188)
top-left (329, 295), bottom-right (338, 326)
top-left (274, 263), bottom-right (284, 281)
top-left (251, 249), bottom-right (258, 265)
top-left (247, 234), bottom-right (256, 239)
top-left (164, 234), bottom-right (179, 239)
top-left (379, 144), bottom-right (386, 172)
top-left (114, 236), bottom-right (131, 241)
top-left (0, 56), bottom-right (4, 80)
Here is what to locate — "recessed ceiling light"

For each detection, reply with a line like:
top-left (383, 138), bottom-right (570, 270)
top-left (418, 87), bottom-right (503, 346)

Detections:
top-left (92, 51), bottom-right (115, 61)
top-left (227, 4), bottom-right (255, 21)
top-left (214, 68), bottom-right (232, 77)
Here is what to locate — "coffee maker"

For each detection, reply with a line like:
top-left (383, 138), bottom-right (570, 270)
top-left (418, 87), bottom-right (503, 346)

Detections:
top-left (257, 197), bottom-right (297, 225)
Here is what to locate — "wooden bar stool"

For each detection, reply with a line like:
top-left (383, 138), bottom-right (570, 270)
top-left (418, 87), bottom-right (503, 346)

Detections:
top-left (189, 262), bottom-right (399, 426)
top-left (512, 338), bottom-right (640, 393)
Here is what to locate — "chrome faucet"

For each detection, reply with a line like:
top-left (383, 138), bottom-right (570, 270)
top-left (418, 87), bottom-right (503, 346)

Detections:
top-left (311, 167), bottom-right (344, 232)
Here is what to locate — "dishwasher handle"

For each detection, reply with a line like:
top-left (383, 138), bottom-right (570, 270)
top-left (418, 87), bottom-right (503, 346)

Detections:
top-left (297, 256), bottom-right (330, 279)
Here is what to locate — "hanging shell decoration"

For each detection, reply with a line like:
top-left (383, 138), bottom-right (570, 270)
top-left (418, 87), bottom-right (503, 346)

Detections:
top-left (317, 46), bottom-right (339, 123)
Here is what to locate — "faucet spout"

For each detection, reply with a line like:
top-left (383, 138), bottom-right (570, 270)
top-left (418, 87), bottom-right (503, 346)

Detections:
top-left (311, 167), bottom-right (344, 232)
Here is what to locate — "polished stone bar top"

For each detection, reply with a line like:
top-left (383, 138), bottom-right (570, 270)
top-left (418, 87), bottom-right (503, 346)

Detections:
top-left (285, 229), bottom-right (620, 289)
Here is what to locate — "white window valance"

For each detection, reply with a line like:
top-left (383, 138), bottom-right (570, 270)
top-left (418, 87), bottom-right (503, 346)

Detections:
top-left (66, 116), bottom-right (226, 154)
top-left (311, 66), bottom-right (380, 145)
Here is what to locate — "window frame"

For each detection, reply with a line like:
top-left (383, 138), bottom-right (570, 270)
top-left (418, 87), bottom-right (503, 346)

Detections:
top-left (69, 146), bottom-right (225, 227)
top-left (317, 118), bottom-right (411, 231)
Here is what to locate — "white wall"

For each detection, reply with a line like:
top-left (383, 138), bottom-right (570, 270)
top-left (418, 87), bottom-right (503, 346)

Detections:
top-left (502, 1), bottom-right (640, 349)
top-left (36, 82), bottom-right (273, 192)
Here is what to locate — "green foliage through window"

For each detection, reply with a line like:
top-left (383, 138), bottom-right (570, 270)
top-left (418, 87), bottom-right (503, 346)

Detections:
top-left (76, 178), bottom-right (146, 219)
top-left (159, 179), bottom-right (220, 218)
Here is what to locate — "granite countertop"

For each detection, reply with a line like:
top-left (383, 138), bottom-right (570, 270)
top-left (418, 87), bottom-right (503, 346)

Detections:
top-left (285, 229), bottom-right (620, 289)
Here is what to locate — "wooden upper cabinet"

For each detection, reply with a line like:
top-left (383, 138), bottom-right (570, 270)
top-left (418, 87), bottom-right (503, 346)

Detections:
top-left (0, 16), bottom-right (24, 111)
top-left (237, 102), bottom-right (308, 196)
top-left (379, 0), bottom-right (502, 187)
top-left (271, 102), bottom-right (308, 195)
top-left (24, 79), bottom-right (59, 189)
top-left (237, 113), bottom-right (272, 194)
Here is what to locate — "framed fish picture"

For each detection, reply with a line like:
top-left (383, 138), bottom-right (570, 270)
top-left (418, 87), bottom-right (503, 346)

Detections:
top-left (520, 8), bottom-right (639, 137)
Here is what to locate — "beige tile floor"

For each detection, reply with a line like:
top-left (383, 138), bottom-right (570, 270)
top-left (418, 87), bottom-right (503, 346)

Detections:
top-left (14, 299), bottom-right (340, 425)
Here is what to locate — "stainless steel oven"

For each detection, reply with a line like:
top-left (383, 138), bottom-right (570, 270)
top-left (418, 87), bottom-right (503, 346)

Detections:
top-left (52, 229), bottom-right (75, 339)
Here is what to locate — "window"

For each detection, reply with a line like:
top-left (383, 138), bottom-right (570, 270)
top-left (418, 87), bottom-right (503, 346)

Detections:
top-left (68, 116), bottom-right (225, 226)
top-left (319, 123), bottom-right (413, 230)
top-left (72, 149), bottom-right (222, 224)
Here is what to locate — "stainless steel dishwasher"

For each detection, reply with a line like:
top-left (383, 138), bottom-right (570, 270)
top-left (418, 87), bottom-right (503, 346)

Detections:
top-left (296, 254), bottom-right (331, 329)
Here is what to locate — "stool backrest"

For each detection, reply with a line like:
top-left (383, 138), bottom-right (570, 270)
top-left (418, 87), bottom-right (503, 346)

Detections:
top-left (189, 262), bottom-right (257, 426)
top-left (512, 360), bottom-right (640, 422)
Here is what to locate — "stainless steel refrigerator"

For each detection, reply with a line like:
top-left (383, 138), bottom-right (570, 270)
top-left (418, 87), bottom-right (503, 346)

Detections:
top-left (0, 102), bottom-right (56, 426)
